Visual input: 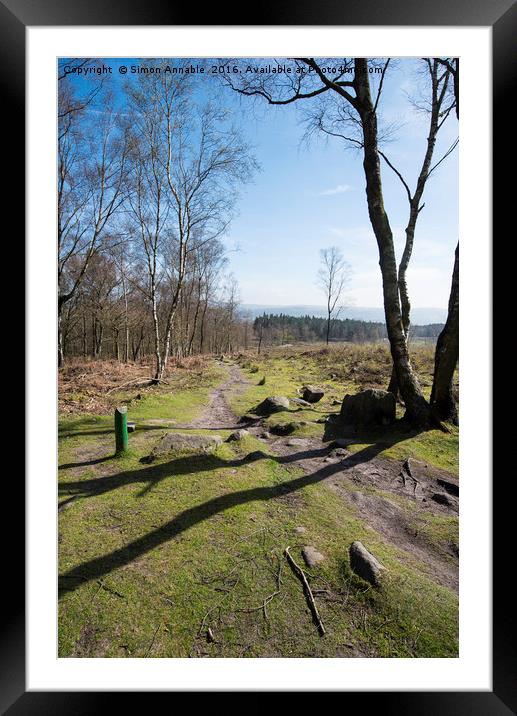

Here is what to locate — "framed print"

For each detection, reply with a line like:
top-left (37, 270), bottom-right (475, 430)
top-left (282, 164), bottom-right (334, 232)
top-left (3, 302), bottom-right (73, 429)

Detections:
top-left (5, 0), bottom-right (510, 710)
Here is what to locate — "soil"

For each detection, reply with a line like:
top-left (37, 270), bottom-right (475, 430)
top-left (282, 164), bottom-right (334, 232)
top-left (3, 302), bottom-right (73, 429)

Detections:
top-left (188, 361), bottom-right (459, 592)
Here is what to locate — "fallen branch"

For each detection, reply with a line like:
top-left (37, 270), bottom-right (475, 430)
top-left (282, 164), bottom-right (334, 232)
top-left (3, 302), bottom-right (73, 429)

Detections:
top-left (235, 555), bottom-right (282, 621)
top-left (284, 546), bottom-right (325, 636)
top-left (105, 377), bottom-right (154, 395)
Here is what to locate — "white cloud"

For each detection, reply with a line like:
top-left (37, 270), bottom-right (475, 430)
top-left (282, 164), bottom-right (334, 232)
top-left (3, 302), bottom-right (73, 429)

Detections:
top-left (318, 184), bottom-right (353, 196)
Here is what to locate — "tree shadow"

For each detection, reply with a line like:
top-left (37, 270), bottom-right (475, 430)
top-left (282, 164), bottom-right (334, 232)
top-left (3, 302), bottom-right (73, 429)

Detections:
top-left (58, 427), bottom-right (411, 598)
top-left (59, 455), bottom-right (115, 470)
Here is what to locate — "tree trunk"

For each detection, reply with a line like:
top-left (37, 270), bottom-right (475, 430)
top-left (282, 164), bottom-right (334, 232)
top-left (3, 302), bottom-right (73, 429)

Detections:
top-left (58, 308), bottom-right (64, 368)
top-left (354, 59), bottom-right (430, 427)
top-left (431, 243), bottom-right (459, 424)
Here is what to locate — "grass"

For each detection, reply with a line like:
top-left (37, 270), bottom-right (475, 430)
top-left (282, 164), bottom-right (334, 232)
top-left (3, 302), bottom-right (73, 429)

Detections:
top-left (59, 346), bottom-right (459, 658)
top-left (233, 345), bottom-right (459, 475)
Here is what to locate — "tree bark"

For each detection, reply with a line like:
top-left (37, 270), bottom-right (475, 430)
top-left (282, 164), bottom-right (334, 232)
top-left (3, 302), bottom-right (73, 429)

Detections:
top-left (354, 59), bottom-right (430, 427)
top-left (431, 243), bottom-right (459, 424)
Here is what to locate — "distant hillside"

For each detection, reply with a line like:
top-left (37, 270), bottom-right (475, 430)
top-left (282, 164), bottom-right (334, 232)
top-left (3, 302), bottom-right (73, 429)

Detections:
top-left (241, 304), bottom-right (447, 325)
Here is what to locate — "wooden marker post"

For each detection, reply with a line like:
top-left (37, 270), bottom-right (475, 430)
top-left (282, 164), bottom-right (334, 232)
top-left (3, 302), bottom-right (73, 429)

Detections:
top-left (115, 406), bottom-right (128, 454)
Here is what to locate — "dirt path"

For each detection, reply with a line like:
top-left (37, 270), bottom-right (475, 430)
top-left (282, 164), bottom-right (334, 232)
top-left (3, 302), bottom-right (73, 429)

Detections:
top-left (186, 361), bottom-right (250, 430)
top-left (190, 360), bottom-right (459, 592)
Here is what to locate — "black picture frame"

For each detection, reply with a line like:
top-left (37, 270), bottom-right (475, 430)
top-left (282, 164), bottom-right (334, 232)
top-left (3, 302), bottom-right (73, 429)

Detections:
top-left (7, 0), bottom-right (508, 711)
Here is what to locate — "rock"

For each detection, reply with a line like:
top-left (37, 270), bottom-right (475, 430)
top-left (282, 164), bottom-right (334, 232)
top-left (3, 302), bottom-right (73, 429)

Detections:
top-left (260, 431), bottom-right (273, 439)
top-left (294, 526), bottom-right (307, 534)
top-left (340, 389), bottom-right (396, 428)
top-left (255, 395), bottom-right (290, 415)
top-left (437, 478), bottom-right (459, 497)
top-left (302, 546), bottom-right (325, 568)
top-left (227, 429), bottom-right (249, 442)
top-left (258, 376), bottom-right (266, 385)
top-left (302, 385), bottom-right (325, 403)
top-left (331, 399), bottom-right (341, 406)
top-left (328, 447), bottom-right (348, 458)
top-left (127, 422), bottom-right (136, 433)
top-left (145, 432), bottom-right (223, 462)
top-left (244, 450), bottom-right (267, 462)
top-left (349, 541), bottom-right (386, 587)
top-left (270, 422), bottom-right (297, 436)
top-left (331, 439), bottom-right (351, 448)
top-left (286, 438), bottom-right (308, 447)
top-left (290, 397), bottom-right (312, 407)
top-left (432, 492), bottom-right (458, 508)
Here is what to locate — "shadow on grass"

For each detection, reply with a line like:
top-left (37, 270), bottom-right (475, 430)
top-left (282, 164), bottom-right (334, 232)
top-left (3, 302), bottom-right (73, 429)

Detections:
top-left (59, 426), bottom-right (411, 598)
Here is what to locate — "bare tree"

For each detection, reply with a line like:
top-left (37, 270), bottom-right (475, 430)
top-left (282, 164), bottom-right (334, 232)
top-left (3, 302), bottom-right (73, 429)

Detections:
top-left (375, 59), bottom-right (457, 397)
top-left (317, 246), bottom-right (350, 344)
top-left (430, 58), bottom-right (459, 423)
top-left (125, 64), bottom-right (256, 380)
top-left (57, 86), bottom-right (130, 366)
top-left (222, 57), bottom-right (432, 426)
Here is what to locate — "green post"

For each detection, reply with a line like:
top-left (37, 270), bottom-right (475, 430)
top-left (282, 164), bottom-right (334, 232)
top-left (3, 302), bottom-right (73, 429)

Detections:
top-left (115, 406), bottom-right (128, 454)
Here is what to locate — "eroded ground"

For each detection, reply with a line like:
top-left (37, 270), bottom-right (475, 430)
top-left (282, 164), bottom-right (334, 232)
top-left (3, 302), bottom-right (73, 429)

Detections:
top-left (58, 346), bottom-right (459, 658)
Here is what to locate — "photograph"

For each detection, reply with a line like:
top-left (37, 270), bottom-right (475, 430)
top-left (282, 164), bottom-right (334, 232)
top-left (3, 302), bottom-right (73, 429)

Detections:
top-left (56, 56), bottom-right (460, 659)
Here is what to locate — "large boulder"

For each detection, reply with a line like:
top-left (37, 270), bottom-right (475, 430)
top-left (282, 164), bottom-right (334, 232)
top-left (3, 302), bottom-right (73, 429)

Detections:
top-left (255, 395), bottom-right (290, 415)
top-left (340, 389), bottom-right (396, 428)
top-left (145, 432), bottom-right (223, 462)
top-left (302, 385), bottom-right (325, 403)
top-left (349, 541), bottom-right (386, 587)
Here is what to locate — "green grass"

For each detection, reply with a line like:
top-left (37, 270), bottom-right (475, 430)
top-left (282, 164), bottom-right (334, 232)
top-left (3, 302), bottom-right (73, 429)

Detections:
top-left (59, 349), bottom-right (459, 658)
top-left (233, 349), bottom-right (459, 475)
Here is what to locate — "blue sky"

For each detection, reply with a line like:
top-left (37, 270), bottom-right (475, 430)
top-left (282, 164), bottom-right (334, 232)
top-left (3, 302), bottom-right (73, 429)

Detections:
top-left (65, 58), bottom-right (458, 309)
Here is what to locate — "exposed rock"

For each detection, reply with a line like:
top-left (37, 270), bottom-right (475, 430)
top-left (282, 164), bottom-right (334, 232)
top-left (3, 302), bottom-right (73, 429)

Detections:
top-left (260, 431), bottom-right (273, 440)
top-left (291, 397), bottom-right (312, 407)
top-left (302, 546), bottom-right (325, 568)
top-left (432, 492), bottom-right (458, 508)
top-left (349, 541), bottom-right (386, 587)
top-left (437, 478), bottom-right (459, 497)
top-left (270, 422), bottom-right (297, 436)
top-left (328, 447), bottom-right (348, 459)
top-left (258, 376), bottom-right (266, 386)
top-left (127, 422), bottom-right (136, 433)
top-left (340, 389), bottom-right (396, 428)
top-left (286, 438), bottom-right (308, 447)
top-left (302, 385), bottom-right (325, 403)
top-left (227, 429), bottom-right (250, 442)
top-left (255, 395), bottom-right (290, 415)
top-left (145, 432), bottom-right (222, 462)
top-left (294, 526), bottom-right (307, 534)
top-left (330, 438), bottom-right (351, 448)
top-left (244, 450), bottom-right (268, 462)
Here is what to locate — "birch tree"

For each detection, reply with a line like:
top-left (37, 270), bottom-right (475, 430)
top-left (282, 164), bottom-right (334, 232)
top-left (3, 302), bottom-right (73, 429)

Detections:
top-left (317, 246), bottom-right (351, 344)
top-left (431, 59), bottom-right (460, 423)
top-left (57, 76), bottom-right (129, 366)
top-left (125, 64), bottom-right (256, 381)
top-left (222, 57), bottom-right (432, 426)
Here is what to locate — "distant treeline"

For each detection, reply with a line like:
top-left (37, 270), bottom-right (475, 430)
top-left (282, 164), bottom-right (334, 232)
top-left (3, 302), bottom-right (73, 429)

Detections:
top-left (253, 313), bottom-right (444, 344)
